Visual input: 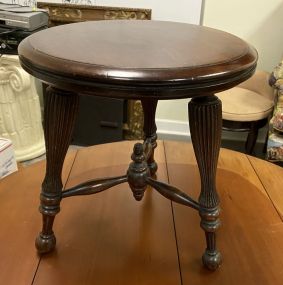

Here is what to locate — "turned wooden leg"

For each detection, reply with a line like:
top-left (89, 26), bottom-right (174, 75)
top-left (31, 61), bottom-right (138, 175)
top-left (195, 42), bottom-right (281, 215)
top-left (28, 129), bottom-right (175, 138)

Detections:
top-left (141, 98), bottom-right (158, 176)
top-left (35, 86), bottom-right (79, 254)
top-left (188, 95), bottom-right (222, 270)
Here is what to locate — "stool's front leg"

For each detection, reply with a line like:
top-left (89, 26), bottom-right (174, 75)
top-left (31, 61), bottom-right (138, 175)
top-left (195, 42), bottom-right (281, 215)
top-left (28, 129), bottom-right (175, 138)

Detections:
top-left (188, 95), bottom-right (222, 270)
top-left (141, 98), bottom-right (158, 176)
top-left (36, 86), bottom-right (79, 254)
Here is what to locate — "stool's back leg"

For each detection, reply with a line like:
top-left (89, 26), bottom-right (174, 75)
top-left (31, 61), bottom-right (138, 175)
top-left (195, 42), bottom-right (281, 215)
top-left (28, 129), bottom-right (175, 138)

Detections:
top-left (36, 86), bottom-right (79, 254)
top-left (141, 98), bottom-right (158, 176)
top-left (188, 95), bottom-right (222, 270)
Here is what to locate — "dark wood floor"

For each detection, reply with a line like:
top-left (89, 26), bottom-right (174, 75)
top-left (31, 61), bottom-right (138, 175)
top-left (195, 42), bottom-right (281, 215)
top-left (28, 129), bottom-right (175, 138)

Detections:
top-left (1, 141), bottom-right (283, 285)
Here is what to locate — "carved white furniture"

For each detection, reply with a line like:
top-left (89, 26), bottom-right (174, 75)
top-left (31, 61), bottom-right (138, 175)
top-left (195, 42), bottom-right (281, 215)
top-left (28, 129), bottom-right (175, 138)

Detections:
top-left (0, 55), bottom-right (45, 161)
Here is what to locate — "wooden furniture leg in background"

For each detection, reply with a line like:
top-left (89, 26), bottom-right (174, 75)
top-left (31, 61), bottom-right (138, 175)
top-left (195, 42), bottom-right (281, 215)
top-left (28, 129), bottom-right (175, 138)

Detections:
top-left (141, 98), bottom-right (158, 176)
top-left (36, 86), bottom-right (79, 254)
top-left (245, 121), bottom-right (260, 154)
top-left (188, 95), bottom-right (222, 270)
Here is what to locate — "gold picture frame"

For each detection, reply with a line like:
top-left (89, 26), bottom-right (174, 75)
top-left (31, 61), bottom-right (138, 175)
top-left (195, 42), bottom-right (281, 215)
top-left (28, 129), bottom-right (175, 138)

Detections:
top-left (37, 2), bottom-right (151, 26)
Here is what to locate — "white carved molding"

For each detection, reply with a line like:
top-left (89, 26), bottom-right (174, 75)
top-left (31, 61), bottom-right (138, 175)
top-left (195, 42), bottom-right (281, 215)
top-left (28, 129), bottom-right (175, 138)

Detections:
top-left (0, 55), bottom-right (45, 161)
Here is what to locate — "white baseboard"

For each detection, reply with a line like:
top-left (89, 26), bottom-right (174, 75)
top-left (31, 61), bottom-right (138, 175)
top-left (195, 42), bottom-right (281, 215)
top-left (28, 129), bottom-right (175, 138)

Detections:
top-left (155, 119), bottom-right (268, 144)
top-left (156, 119), bottom-right (191, 141)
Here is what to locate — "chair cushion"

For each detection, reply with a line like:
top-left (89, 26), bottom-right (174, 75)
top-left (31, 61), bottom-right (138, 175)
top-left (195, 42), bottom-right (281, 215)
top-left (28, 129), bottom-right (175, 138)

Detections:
top-left (217, 87), bottom-right (274, 121)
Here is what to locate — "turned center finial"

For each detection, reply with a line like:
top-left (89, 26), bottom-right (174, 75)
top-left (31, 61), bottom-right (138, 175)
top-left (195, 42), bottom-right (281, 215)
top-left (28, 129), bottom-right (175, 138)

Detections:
top-left (127, 143), bottom-right (150, 201)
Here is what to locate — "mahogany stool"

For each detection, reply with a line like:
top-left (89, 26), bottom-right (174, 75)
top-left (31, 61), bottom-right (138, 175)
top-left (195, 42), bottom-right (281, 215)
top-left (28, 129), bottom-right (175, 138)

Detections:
top-left (18, 20), bottom-right (257, 270)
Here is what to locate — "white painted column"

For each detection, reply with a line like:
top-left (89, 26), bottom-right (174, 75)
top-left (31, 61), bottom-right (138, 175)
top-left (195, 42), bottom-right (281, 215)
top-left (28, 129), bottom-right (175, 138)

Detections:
top-left (0, 55), bottom-right (45, 161)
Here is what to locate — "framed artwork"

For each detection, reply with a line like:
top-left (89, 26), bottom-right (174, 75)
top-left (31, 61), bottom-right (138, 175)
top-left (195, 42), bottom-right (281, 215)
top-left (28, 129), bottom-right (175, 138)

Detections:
top-left (37, 2), bottom-right (151, 26)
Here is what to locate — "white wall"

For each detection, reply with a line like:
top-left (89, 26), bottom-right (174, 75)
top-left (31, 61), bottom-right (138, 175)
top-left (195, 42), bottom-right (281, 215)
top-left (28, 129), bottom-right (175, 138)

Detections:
top-left (203, 0), bottom-right (283, 72)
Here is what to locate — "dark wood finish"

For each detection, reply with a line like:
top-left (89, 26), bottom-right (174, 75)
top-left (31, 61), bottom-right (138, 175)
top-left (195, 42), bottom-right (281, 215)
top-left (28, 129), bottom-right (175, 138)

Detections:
top-left (141, 98), bottom-right (158, 175)
top-left (36, 87), bottom-right (79, 254)
top-left (127, 140), bottom-right (201, 206)
top-left (188, 95), bottom-right (222, 270)
top-left (127, 143), bottom-right (150, 201)
top-left (62, 175), bottom-right (127, 198)
top-left (222, 118), bottom-right (268, 154)
top-left (19, 21), bottom-right (257, 99)
top-left (18, 21), bottom-right (258, 270)
top-left (147, 177), bottom-right (199, 209)
top-left (33, 141), bottom-right (181, 285)
top-left (38, 2), bottom-right (150, 142)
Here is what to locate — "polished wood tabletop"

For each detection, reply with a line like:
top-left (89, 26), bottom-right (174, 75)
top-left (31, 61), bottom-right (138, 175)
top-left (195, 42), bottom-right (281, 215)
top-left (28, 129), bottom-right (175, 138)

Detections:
top-left (18, 20), bottom-right (257, 98)
top-left (1, 141), bottom-right (283, 285)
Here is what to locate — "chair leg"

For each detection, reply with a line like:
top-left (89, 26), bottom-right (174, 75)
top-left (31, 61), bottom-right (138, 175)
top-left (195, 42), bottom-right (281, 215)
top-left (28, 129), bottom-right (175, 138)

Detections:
top-left (262, 124), bottom-right (270, 154)
top-left (245, 123), bottom-right (259, 154)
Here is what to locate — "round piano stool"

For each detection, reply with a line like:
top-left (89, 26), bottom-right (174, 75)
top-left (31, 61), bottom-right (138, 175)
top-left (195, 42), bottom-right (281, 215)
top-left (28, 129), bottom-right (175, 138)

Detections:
top-left (18, 20), bottom-right (257, 271)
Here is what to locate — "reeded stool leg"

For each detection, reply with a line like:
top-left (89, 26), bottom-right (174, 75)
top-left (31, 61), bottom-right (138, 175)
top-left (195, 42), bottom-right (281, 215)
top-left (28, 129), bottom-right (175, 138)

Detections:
top-left (36, 86), bottom-right (79, 254)
top-left (188, 95), bottom-right (222, 270)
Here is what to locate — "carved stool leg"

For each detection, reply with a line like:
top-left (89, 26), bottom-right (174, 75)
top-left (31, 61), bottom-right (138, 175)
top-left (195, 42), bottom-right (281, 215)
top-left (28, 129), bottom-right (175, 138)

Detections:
top-left (141, 98), bottom-right (158, 176)
top-left (36, 86), bottom-right (79, 254)
top-left (188, 95), bottom-right (222, 270)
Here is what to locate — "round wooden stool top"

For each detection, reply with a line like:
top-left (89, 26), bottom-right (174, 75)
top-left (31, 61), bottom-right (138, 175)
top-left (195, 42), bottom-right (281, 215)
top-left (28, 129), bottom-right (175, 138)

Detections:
top-left (18, 20), bottom-right (257, 99)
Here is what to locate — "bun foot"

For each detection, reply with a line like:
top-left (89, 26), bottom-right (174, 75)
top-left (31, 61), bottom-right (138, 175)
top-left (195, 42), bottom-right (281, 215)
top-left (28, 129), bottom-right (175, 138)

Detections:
top-left (35, 232), bottom-right (56, 254)
top-left (202, 250), bottom-right (222, 271)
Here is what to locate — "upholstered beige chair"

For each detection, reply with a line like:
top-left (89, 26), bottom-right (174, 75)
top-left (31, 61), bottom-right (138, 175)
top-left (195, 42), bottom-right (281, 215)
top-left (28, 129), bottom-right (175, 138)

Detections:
top-left (217, 70), bottom-right (274, 154)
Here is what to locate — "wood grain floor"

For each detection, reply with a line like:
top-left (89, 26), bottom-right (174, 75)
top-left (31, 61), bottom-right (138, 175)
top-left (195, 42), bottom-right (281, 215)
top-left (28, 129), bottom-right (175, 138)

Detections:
top-left (1, 140), bottom-right (283, 285)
